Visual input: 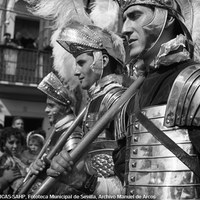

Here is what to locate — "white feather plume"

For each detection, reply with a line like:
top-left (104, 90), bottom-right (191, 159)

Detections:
top-left (50, 29), bottom-right (77, 84)
top-left (26, 0), bottom-right (91, 29)
top-left (26, 0), bottom-right (92, 83)
top-left (89, 0), bottom-right (125, 65)
top-left (26, 0), bottom-right (90, 114)
top-left (51, 28), bottom-right (88, 114)
top-left (109, 31), bottom-right (126, 63)
top-left (191, 0), bottom-right (200, 62)
top-left (177, 0), bottom-right (200, 62)
top-left (89, 0), bottom-right (120, 33)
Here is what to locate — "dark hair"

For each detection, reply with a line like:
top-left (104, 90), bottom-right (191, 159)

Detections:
top-left (0, 127), bottom-right (25, 152)
top-left (108, 54), bottom-right (126, 75)
top-left (4, 33), bottom-right (11, 37)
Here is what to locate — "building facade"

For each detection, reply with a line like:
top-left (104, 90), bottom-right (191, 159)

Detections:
top-left (0, 0), bottom-right (94, 137)
top-left (0, 0), bottom-right (53, 135)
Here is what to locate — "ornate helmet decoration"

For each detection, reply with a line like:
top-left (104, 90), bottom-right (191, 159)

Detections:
top-left (26, 0), bottom-right (125, 81)
top-left (118, 0), bottom-right (181, 13)
top-left (37, 72), bottom-right (73, 107)
top-left (57, 20), bottom-right (125, 66)
top-left (118, 0), bottom-right (192, 38)
top-left (26, 0), bottom-right (92, 83)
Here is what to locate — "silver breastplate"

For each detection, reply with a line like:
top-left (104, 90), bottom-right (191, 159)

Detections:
top-left (125, 105), bottom-right (200, 199)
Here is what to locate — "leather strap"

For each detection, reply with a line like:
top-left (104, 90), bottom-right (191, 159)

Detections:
top-left (81, 174), bottom-right (98, 194)
top-left (135, 111), bottom-right (200, 178)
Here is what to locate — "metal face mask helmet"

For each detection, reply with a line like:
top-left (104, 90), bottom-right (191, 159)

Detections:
top-left (57, 20), bottom-right (126, 77)
top-left (117, 0), bottom-right (193, 61)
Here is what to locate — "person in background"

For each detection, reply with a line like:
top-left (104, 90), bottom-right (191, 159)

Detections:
top-left (2, 33), bottom-right (19, 47)
top-left (21, 129), bottom-right (45, 166)
top-left (0, 127), bottom-right (27, 194)
top-left (11, 116), bottom-right (26, 152)
top-left (2, 33), bottom-right (12, 45)
top-left (12, 116), bottom-right (24, 132)
top-left (11, 32), bottom-right (24, 49)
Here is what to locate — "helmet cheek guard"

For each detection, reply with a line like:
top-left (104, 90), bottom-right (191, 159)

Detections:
top-left (142, 7), bottom-right (168, 55)
top-left (117, 0), bottom-right (194, 57)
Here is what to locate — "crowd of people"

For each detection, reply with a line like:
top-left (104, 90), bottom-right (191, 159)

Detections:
top-left (2, 32), bottom-right (38, 50)
top-left (0, 0), bottom-right (200, 199)
top-left (1, 32), bottom-right (52, 52)
top-left (0, 122), bottom-right (46, 194)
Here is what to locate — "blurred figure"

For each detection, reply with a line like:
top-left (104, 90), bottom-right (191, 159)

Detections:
top-left (12, 116), bottom-right (26, 151)
top-left (21, 129), bottom-right (45, 166)
top-left (11, 32), bottom-right (24, 49)
top-left (12, 116), bottom-right (24, 131)
top-left (25, 38), bottom-right (37, 49)
top-left (2, 33), bottom-right (12, 45)
top-left (0, 127), bottom-right (28, 194)
top-left (2, 32), bottom-right (18, 47)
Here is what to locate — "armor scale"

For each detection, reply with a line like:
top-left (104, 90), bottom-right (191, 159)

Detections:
top-left (125, 65), bottom-right (200, 199)
top-left (125, 105), bottom-right (200, 199)
top-left (84, 83), bottom-right (126, 178)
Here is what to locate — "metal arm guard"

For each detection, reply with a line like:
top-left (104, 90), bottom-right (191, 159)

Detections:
top-left (164, 63), bottom-right (200, 127)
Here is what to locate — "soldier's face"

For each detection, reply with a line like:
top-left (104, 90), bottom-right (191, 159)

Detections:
top-left (75, 53), bottom-right (100, 90)
top-left (122, 5), bottom-right (155, 59)
top-left (45, 97), bottom-right (65, 125)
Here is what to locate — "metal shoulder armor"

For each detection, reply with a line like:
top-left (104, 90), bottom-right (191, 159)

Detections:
top-left (100, 86), bottom-right (126, 111)
top-left (100, 86), bottom-right (127, 140)
top-left (164, 63), bottom-right (200, 127)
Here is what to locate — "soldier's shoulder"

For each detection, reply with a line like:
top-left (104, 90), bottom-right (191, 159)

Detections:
top-left (164, 62), bottom-right (200, 127)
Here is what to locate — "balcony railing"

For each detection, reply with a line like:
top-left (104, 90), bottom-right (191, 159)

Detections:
top-left (0, 45), bottom-right (53, 85)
